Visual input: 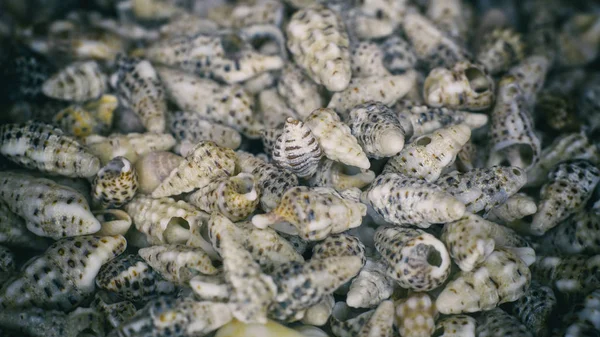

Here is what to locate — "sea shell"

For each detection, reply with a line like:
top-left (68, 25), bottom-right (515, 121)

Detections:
top-left (189, 274), bottom-right (230, 302)
top-left (208, 0), bottom-right (284, 28)
top-left (286, 5), bottom-right (351, 92)
top-left (272, 118), bottom-right (323, 178)
top-left (159, 14), bottom-right (219, 39)
top-left (311, 234), bottom-right (366, 265)
top-left (0, 307), bottom-right (104, 337)
top-left (487, 76), bottom-right (541, 171)
top-left (508, 55), bottom-right (550, 107)
top-left (374, 226), bottom-right (451, 291)
top-left (330, 302), bottom-right (375, 337)
top-left (169, 111), bottom-right (242, 152)
top-left (427, 0), bottom-right (471, 43)
top-left (394, 293), bottom-right (438, 337)
top-left (0, 235), bottom-right (126, 310)
top-left (0, 245), bottom-right (15, 279)
top-left (0, 172), bottom-right (100, 239)
top-left (261, 128), bottom-right (283, 157)
top-left (524, 0), bottom-right (558, 63)
top-left (487, 193), bottom-right (537, 225)
top-left (308, 159), bottom-right (375, 191)
top-left (347, 0), bottom-right (406, 41)
top-left (424, 61), bottom-right (495, 111)
top-left (531, 254), bottom-right (600, 296)
top-left (434, 315), bottom-right (477, 337)
top-left (94, 209), bottom-right (132, 236)
top-left (302, 295), bottom-right (335, 326)
top-left (157, 66), bottom-right (263, 138)
top-left (84, 132), bottom-right (176, 165)
top-left (511, 281), bottom-right (557, 337)
top-left (252, 186), bottom-right (366, 241)
top-left (558, 14), bottom-right (600, 67)
top-left (354, 300), bottom-right (394, 337)
top-left (531, 160), bottom-right (600, 236)
top-left (134, 151), bottom-right (183, 194)
top-left (96, 254), bottom-right (175, 302)
top-left (52, 105), bottom-right (103, 139)
top-left (476, 28), bottom-right (525, 75)
top-left (131, 0), bottom-right (183, 20)
top-left (113, 56), bottom-right (166, 133)
top-left (215, 319), bottom-right (306, 337)
top-left (138, 244), bottom-right (217, 285)
top-left (327, 72), bottom-right (417, 119)
top-left (380, 35), bottom-right (418, 74)
top-left (277, 64), bottom-right (323, 119)
top-left (348, 101), bottom-right (407, 159)
top-left (535, 91), bottom-right (579, 132)
top-left (305, 108), bottom-right (370, 169)
top-left (42, 61), bottom-right (107, 102)
top-left (361, 173), bottom-right (466, 228)
top-left (563, 288), bottom-right (600, 335)
top-left (91, 293), bottom-right (136, 329)
top-left (346, 258), bottom-right (395, 309)
top-left (0, 201), bottom-right (49, 249)
top-left (477, 308), bottom-right (533, 337)
top-left (350, 41), bottom-right (390, 78)
top-left (539, 209), bottom-right (600, 255)
top-left (258, 89), bottom-right (298, 129)
top-left (383, 124), bottom-right (471, 182)
top-left (437, 166), bottom-right (527, 214)
top-left (92, 156), bottom-right (138, 209)
top-left (151, 141), bottom-right (237, 198)
top-left (0, 121), bottom-right (101, 177)
top-left (436, 248), bottom-right (531, 314)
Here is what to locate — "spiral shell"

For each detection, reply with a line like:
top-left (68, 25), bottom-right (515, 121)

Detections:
top-left (139, 244), bottom-right (217, 285)
top-left (476, 28), bottom-right (525, 74)
top-left (42, 61), bottom-right (107, 102)
top-left (84, 132), bottom-right (176, 165)
top-left (94, 209), bottom-right (132, 236)
top-left (380, 35), bottom-right (418, 74)
top-left (134, 151), bottom-right (183, 194)
top-left (508, 55), bottom-right (550, 107)
top-left (169, 111), bottom-right (242, 152)
top-left (511, 281), bottom-right (557, 337)
top-left (92, 156), bottom-right (138, 209)
top-left (272, 118), bottom-right (323, 178)
top-left (308, 159), bottom-right (375, 191)
top-left (394, 293), bottom-right (438, 337)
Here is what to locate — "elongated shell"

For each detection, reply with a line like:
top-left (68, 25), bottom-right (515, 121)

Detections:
top-left (476, 308), bottom-right (533, 337)
top-left (92, 294), bottom-right (136, 330)
top-left (134, 151), bottom-right (183, 194)
top-left (286, 5), bottom-right (351, 92)
top-left (152, 141), bottom-right (237, 198)
top-left (0, 235), bottom-right (126, 310)
top-left (508, 55), bottom-right (550, 107)
top-left (305, 108), bottom-right (370, 169)
top-left (139, 244), bottom-right (217, 285)
top-left (434, 315), bottom-right (477, 337)
top-left (488, 193), bottom-right (537, 225)
top-left (346, 258), bottom-right (395, 309)
top-left (511, 281), bottom-right (557, 337)
top-left (258, 89), bottom-right (298, 129)
top-left (308, 159), bottom-right (375, 191)
top-left (169, 110), bottom-right (242, 151)
top-left (277, 64), bottom-right (323, 119)
top-left (531, 254), bottom-right (600, 296)
top-left (436, 248), bottom-right (531, 314)
top-left (0, 121), bottom-right (100, 177)
top-left (92, 156), bottom-right (138, 209)
top-left (301, 294), bottom-right (334, 326)
top-left (42, 61), bottom-right (107, 102)
top-left (383, 124), bottom-right (471, 182)
top-left (394, 293), bottom-right (438, 337)
top-left (272, 118), bottom-right (323, 178)
top-left (114, 56), bottom-right (166, 133)
top-left (350, 41), bottom-right (390, 78)
top-left (0, 201), bottom-right (49, 249)
top-left (0, 172), bottom-right (100, 239)
top-left (540, 210), bottom-right (600, 255)
top-left (52, 105), bottom-right (103, 139)
top-left (476, 28), bottom-right (525, 74)
top-left (380, 35), bottom-right (418, 74)
top-left (84, 132), bottom-right (176, 165)
top-left (208, 0), bottom-right (284, 28)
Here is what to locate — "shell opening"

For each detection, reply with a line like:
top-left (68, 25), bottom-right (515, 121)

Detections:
top-left (426, 245), bottom-right (442, 267)
top-left (465, 67), bottom-right (491, 94)
top-left (416, 136), bottom-right (432, 146)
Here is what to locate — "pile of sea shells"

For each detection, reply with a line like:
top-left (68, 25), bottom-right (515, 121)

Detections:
top-left (1, 0), bottom-right (600, 336)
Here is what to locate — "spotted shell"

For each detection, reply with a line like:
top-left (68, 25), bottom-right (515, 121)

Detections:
top-left (169, 110), bottom-right (242, 152)
top-left (277, 64), bottom-right (323, 119)
top-left (84, 132), bottom-right (176, 166)
top-left (92, 156), bottom-right (138, 209)
top-left (272, 118), bottom-right (323, 178)
top-left (42, 61), bottom-right (107, 102)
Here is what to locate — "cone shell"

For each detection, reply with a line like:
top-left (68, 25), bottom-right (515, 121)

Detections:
top-left (311, 234), bottom-right (366, 265)
top-left (52, 105), bottom-right (101, 139)
top-left (434, 315), bottom-right (477, 337)
top-left (92, 156), bottom-right (138, 209)
top-left (301, 294), bottom-right (335, 326)
top-left (84, 132), bottom-right (176, 165)
top-left (277, 64), bottom-right (323, 119)
top-left (0, 121), bottom-right (101, 178)
top-left (394, 293), bottom-right (438, 337)
top-left (477, 28), bottom-right (525, 74)
top-left (134, 151), bottom-right (184, 194)
top-left (272, 118), bottom-right (323, 178)
top-left (92, 294), bottom-right (136, 329)
top-left (476, 308), bottom-right (533, 337)
top-left (488, 193), bottom-right (537, 225)
top-left (169, 111), bottom-right (242, 151)
top-left (286, 5), bottom-right (351, 92)
top-left (42, 61), bottom-right (107, 102)
top-left (139, 244), bottom-right (217, 285)
top-left (508, 55), bottom-right (550, 107)
top-left (540, 210), bottom-right (600, 255)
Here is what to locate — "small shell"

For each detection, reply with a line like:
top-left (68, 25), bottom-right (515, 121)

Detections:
top-left (476, 28), bottom-right (525, 74)
top-left (0, 121), bottom-right (101, 177)
top-left (347, 0), bottom-right (406, 41)
top-left (139, 244), bottom-right (217, 285)
top-left (169, 111), bottom-right (242, 152)
top-left (348, 101), bottom-right (407, 159)
top-left (0, 201), bottom-right (49, 249)
top-left (277, 64), bottom-right (323, 119)
top-left (535, 91), bottom-right (580, 132)
top-left (261, 128), bottom-right (283, 157)
top-left (394, 293), bottom-right (438, 337)
top-left (286, 5), bottom-right (351, 92)
top-left (92, 156), bottom-right (138, 209)
top-left (374, 226), bottom-right (451, 291)
top-left (208, 0), bottom-right (284, 28)
top-left (361, 173), bottom-right (466, 228)
top-left (436, 248), bottom-right (531, 314)
top-left (252, 186), bottom-right (365, 241)
top-left (531, 255), bottom-right (600, 296)
top-left (190, 274), bottom-right (230, 302)
top-left (380, 36), bottom-right (418, 74)
top-left (563, 288), bottom-right (600, 334)
top-left (383, 124), bottom-right (471, 182)
top-left (215, 319), bottom-right (305, 337)
top-left (96, 254), bottom-right (175, 302)
top-left (113, 56), bottom-right (166, 133)
top-left (434, 315), bottom-right (477, 337)
top-left (0, 307), bottom-right (104, 337)
top-left (157, 67), bottom-right (263, 138)
top-left (437, 166), bottom-right (527, 214)
top-left (558, 14), bottom-right (600, 67)
top-left (272, 118), bottom-right (323, 178)
top-left (487, 76), bottom-right (541, 171)
top-left (476, 308), bottom-right (533, 337)
top-left (269, 256), bottom-right (363, 321)
top-left (151, 141), bottom-right (237, 198)
top-left (540, 210), bottom-right (600, 255)
top-left (91, 294), bottom-right (136, 330)
top-left (350, 41), bottom-right (390, 78)
top-left (427, 0), bottom-right (471, 43)
top-left (0, 235), bottom-right (126, 310)
top-left (42, 61), bottom-right (107, 102)
top-left (94, 209), bottom-right (132, 236)
top-left (424, 61), bottom-right (495, 111)
top-left (302, 295), bottom-right (335, 326)
top-left (0, 172), bottom-right (100, 239)
top-left (134, 151), bottom-right (183, 194)
top-left (330, 302), bottom-right (375, 337)
top-left (531, 160), bottom-right (600, 236)
top-left (311, 234), bottom-right (366, 265)
top-left (508, 55), bottom-right (550, 107)
top-left (258, 89), bottom-right (298, 129)
top-left (305, 108), bottom-right (370, 169)
top-left (511, 281), bottom-right (557, 337)
top-left (52, 105), bottom-right (101, 139)
top-left (187, 173), bottom-right (260, 222)
top-left (308, 159), bottom-right (375, 191)
top-left (488, 193), bottom-right (537, 225)
top-left (327, 72), bottom-right (417, 119)
top-left (131, 0), bottom-right (183, 20)
top-left (346, 258), bottom-right (395, 309)
top-left (355, 300), bottom-right (394, 337)
top-left (84, 132), bottom-right (176, 165)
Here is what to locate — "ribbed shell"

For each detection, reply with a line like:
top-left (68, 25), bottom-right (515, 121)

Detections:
top-left (272, 118), bottom-right (323, 178)
top-left (0, 172), bottom-right (100, 239)
top-left (84, 132), bottom-right (176, 165)
top-left (434, 315), bottom-right (477, 337)
top-left (114, 56), bottom-right (166, 133)
top-left (277, 64), bottom-right (323, 119)
top-left (346, 258), bottom-right (395, 309)
top-left (477, 28), bottom-right (525, 74)
top-left (0, 201), bottom-right (49, 249)
top-left (138, 244), bottom-right (217, 285)
top-left (307, 159), bottom-right (375, 191)
top-left (92, 156), bottom-right (138, 209)
top-left (511, 281), bottom-right (557, 337)
top-left (394, 293), bottom-right (438, 337)
top-left (169, 111), bottom-right (242, 151)
top-left (286, 5), bottom-right (351, 92)
top-left (42, 61), bottom-right (107, 102)
top-left (374, 226), bottom-right (451, 291)
top-left (0, 122), bottom-right (101, 177)
top-left (151, 141), bottom-right (237, 198)
top-left (134, 151), bottom-right (183, 194)
top-left (476, 308), bottom-right (533, 337)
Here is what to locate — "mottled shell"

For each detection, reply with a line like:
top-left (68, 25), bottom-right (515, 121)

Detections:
top-left (305, 108), bottom-right (370, 169)
top-left (384, 124), bottom-right (471, 182)
top-left (139, 244), bottom-right (217, 285)
top-left (436, 248), bottom-right (531, 314)
top-left (0, 122), bottom-right (101, 177)
top-left (307, 159), bottom-right (375, 191)
top-left (394, 293), bottom-right (438, 337)
top-left (208, 0), bottom-right (284, 28)
top-left (477, 28), bottom-right (525, 74)
top-left (350, 41), bottom-right (390, 78)
top-left (355, 300), bottom-right (394, 337)
top-left (300, 294), bottom-right (334, 326)
top-left (511, 281), bottom-right (557, 337)
top-left (508, 55), bottom-right (550, 107)
top-left (488, 193), bottom-right (537, 225)
top-left (92, 294), bottom-right (136, 330)
top-left (0, 307), bottom-right (104, 337)
top-left (92, 156), bottom-right (138, 209)
top-left (134, 151), bottom-right (183, 194)
top-left (427, 0), bottom-right (471, 43)
top-left (531, 255), bottom-right (600, 295)
top-left (540, 210), bottom-right (600, 255)
top-left (330, 302), bottom-right (375, 337)
top-left (215, 319), bottom-right (306, 337)
top-left (252, 186), bottom-right (366, 241)
top-left (535, 91), bottom-right (580, 133)
top-left (348, 0), bottom-right (406, 40)
top-left (380, 36), bottom-right (418, 74)
top-left (434, 315), bottom-right (477, 337)
top-left (258, 89), bottom-right (298, 130)
top-left (261, 128), bottom-right (283, 157)
top-left (424, 62), bottom-right (495, 111)
top-left (0, 201), bottom-right (50, 249)
top-left (152, 141), bottom-right (237, 198)
top-left (286, 5), bottom-right (351, 92)
top-left (277, 64), bottom-right (323, 119)
top-left (84, 132), bottom-right (176, 165)
top-left (42, 61), bottom-right (107, 102)
top-left (374, 226), bottom-right (451, 291)
top-left (169, 111), bottom-right (242, 152)
top-left (348, 101), bottom-right (406, 159)
top-left (346, 258), bottom-right (395, 309)
top-left (113, 56), bottom-right (166, 133)
top-left (0, 172), bottom-right (100, 239)
top-left (272, 118), bottom-right (323, 178)
top-left (476, 308), bottom-right (533, 337)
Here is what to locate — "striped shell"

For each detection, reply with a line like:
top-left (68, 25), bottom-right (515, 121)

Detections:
top-left (42, 61), bottom-right (107, 102)
top-left (272, 118), bottom-right (323, 178)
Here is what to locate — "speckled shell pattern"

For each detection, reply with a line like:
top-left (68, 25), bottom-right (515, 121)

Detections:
top-left (272, 118), bottom-right (323, 178)
top-left (346, 258), bottom-right (395, 309)
top-left (277, 64), bottom-right (323, 119)
top-left (477, 308), bottom-right (533, 337)
top-left (0, 200), bottom-right (50, 250)
top-left (42, 61), bottom-right (107, 102)
top-left (84, 132), bottom-right (176, 165)
top-left (92, 156), bottom-right (138, 209)
top-left (476, 28), bottom-right (526, 75)
top-left (511, 281), bottom-right (557, 337)
top-left (434, 315), bottom-right (477, 337)
top-left (531, 254), bottom-right (600, 296)
top-left (307, 159), bottom-right (375, 191)
top-left (169, 110), bottom-right (242, 151)
top-left (138, 244), bottom-right (217, 284)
